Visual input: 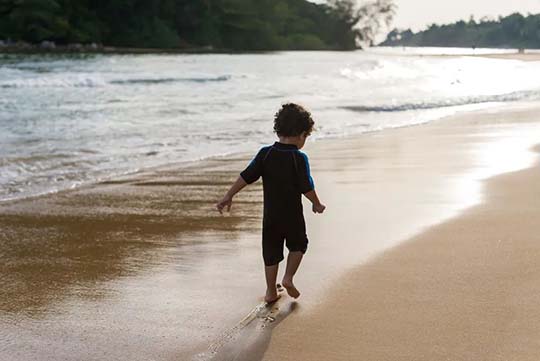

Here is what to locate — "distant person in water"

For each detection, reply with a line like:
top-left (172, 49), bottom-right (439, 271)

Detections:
top-left (216, 103), bottom-right (326, 303)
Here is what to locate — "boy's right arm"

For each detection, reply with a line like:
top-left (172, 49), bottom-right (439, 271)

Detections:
top-left (216, 176), bottom-right (247, 214)
top-left (216, 148), bottom-right (265, 214)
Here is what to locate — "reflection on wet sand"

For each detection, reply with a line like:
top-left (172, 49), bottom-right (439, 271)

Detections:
top-left (0, 157), bottom-right (263, 359)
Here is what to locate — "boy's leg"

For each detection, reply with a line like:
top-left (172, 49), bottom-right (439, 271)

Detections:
top-left (264, 264), bottom-right (280, 303)
top-left (262, 222), bottom-right (285, 303)
top-left (282, 251), bottom-right (303, 299)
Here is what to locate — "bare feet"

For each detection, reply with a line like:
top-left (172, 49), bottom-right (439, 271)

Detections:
top-left (282, 279), bottom-right (300, 299)
top-left (265, 288), bottom-right (280, 304)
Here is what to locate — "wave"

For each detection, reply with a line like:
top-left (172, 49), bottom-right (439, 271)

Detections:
top-left (109, 75), bottom-right (231, 85)
top-left (341, 89), bottom-right (540, 113)
top-left (0, 75), bottom-right (106, 88)
top-left (0, 75), bottom-right (231, 88)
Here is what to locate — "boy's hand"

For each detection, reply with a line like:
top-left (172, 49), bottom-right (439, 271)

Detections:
top-left (312, 203), bottom-right (326, 214)
top-left (216, 177), bottom-right (248, 214)
top-left (216, 195), bottom-right (233, 214)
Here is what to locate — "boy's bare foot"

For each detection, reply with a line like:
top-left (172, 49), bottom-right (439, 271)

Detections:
top-left (282, 279), bottom-right (300, 299)
top-left (265, 288), bottom-right (281, 304)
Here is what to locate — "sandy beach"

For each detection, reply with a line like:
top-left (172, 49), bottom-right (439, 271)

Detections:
top-left (478, 52), bottom-right (540, 62)
top-left (2, 98), bottom-right (540, 360)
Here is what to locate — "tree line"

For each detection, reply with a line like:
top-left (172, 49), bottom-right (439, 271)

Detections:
top-left (0, 0), bottom-right (395, 51)
top-left (382, 12), bottom-right (540, 49)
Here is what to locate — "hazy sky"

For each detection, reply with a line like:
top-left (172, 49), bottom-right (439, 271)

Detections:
top-left (392, 0), bottom-right (540, 31)
top-left (312, 0), bottom-right (540, 31)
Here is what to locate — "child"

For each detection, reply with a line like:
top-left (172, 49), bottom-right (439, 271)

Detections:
top-left (216, 103), bottom-right (326, 303)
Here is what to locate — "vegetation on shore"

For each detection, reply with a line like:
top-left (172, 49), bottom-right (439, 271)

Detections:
top-left (382, 12), bottom-right (540, 49)
top-left (0, 0), bottom-right (394, 51)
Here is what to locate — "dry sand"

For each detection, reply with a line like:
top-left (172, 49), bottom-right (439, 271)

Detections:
top-left (260, 129), bottom-right (540, 358)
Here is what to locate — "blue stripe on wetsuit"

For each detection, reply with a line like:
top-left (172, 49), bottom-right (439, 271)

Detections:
top-left (299, 151), bottom-right (315, 190)
top-left (241, 146), bottom-right (271, 184)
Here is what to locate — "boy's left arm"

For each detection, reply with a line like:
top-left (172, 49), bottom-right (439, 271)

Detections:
top-left (304, 189), bottom-right (326, 214)
top-left (297, 152), bottom-right (326, 214)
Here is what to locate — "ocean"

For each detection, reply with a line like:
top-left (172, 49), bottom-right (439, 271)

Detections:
top-left (2, 47), bottom-right (540, 202)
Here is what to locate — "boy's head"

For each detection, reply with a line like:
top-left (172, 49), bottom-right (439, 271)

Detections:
top-left (274, 103), bottom-right (314, 149)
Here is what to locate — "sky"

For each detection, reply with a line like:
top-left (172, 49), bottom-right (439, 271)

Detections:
top-left (391, 0), bottom-right (540, 31)
top-left (311, 0), bottom-right (540, 31)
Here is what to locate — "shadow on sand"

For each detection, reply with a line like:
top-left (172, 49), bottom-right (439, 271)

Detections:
top-left (201, 295), bottom-right (299, 361)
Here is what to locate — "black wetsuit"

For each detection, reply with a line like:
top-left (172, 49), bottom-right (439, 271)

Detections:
top-left (240, 142), bottom-right (315, 266)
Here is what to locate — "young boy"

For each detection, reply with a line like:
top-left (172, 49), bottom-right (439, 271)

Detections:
top-left (216, 103), bottom-right (326, 303)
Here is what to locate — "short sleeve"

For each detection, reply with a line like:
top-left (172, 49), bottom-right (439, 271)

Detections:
top-left (240, 147), bottom-right (266, 184)
top-left (296, 151), bottom-right (315, 194)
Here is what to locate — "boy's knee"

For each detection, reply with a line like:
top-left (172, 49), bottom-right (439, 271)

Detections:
top-left (263, 254), bottom-right (284, 266)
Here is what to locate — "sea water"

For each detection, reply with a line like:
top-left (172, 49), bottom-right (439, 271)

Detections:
top-left (2, 47), bottom-right (540, 201)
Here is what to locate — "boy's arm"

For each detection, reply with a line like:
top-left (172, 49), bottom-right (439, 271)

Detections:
top-left (304, 189), bottom-right (326, 214)
top-left (217, 148), bottom-right (266, 214)
top-left (296, 152), bottom-right (325, 214)
top-left (216, 176), bottom-right (248, 214)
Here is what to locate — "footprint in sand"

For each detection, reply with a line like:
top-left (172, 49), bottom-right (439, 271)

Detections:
top-left (259, 304), bottom-right (280, 327)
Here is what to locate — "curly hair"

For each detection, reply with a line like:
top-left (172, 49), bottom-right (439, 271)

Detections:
top-left (273, 103), bottom-right (315, 137)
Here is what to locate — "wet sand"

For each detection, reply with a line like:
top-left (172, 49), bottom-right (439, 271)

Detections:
top-left (262, 143), bottom-right (540, 360)
top-left (0, 157), bottom-right (267, 360)
top-left (2, 102), bottom-right (540, 360)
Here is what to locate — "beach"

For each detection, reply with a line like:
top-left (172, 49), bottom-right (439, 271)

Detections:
top-left (479, 52), bottom-right (540, 62)
top-left (2, 49), bottom-right (540, 360)
top-left (1, 98), bottom-right (540, 360)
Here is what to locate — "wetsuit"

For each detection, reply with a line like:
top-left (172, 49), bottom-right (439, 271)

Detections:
top-left (240, 142), bottom-right (314, 266)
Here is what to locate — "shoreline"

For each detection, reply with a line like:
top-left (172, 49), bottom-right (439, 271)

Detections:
top-left (0, 45), bottom-right (357, 55)
top-left (0, 45), bottom-right (274, 55)
top-left (0, 99), bottom-right (525, 207)
top-left (3, 45), bottom-right (540, 56)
